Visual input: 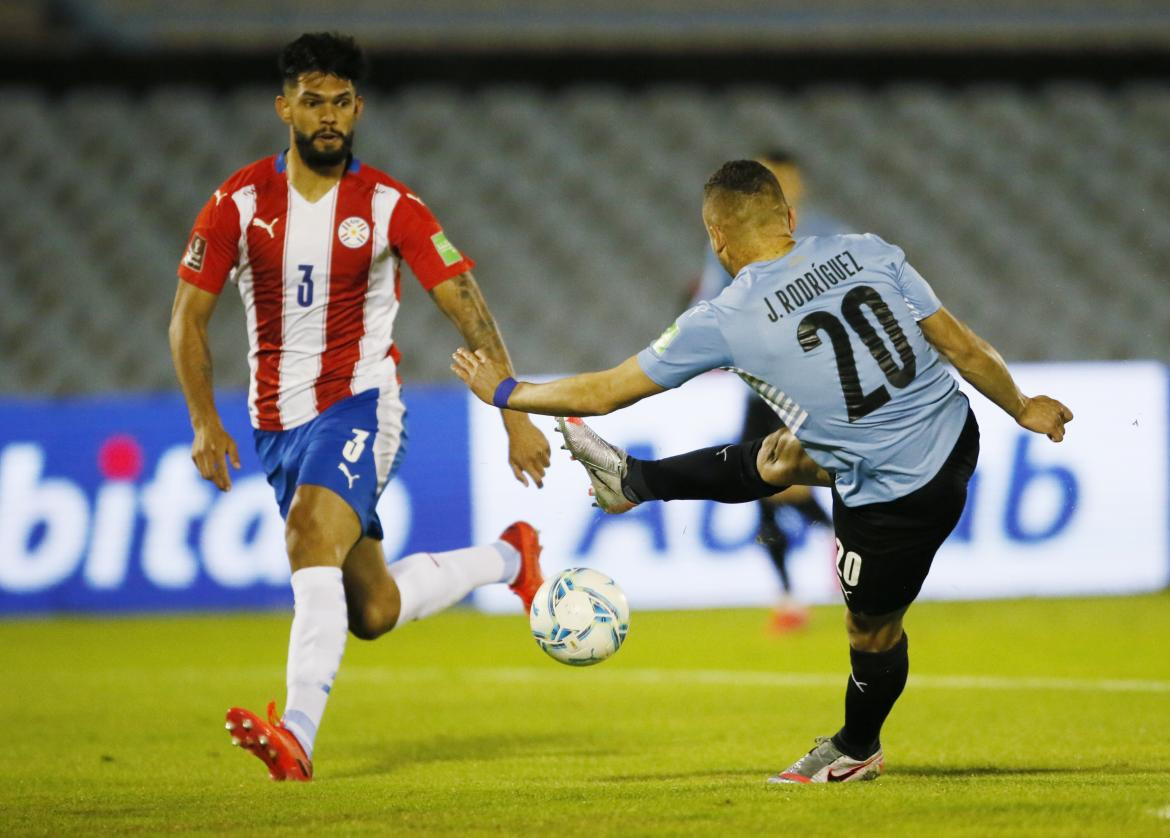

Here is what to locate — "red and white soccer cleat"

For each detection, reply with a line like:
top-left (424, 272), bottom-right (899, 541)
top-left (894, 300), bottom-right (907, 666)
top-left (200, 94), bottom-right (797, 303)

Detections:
top-left (500, 521), bottom-right (544, 612)
top-left (224, 701), bottom-right (313, 782)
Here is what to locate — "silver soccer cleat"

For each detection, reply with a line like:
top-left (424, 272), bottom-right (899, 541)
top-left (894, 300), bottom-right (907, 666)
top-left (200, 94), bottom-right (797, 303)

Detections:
top-left (766, 736), bottom-right (884, 785)
top-left (554, 417), bottom-right (636, 514)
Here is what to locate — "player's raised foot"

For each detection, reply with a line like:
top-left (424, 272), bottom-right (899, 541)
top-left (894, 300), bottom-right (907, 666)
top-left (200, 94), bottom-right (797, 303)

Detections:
top-left (224, 701), bottom-right (312, 782)
top-left (554, 417), bottom-right (636, 514)
top-left (766, 736), bottom-right (883, 785)
top-left (500, 521), bottom-right (544, 611)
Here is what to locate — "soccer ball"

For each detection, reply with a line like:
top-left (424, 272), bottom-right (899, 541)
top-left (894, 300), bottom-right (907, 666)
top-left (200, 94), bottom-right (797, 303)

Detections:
top-left (529, 568), bottom-right (630, 666)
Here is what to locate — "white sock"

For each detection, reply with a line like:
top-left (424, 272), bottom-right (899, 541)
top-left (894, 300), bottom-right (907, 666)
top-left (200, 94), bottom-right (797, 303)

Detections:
top-left (390, 543), bottom-right (519, 626)
top-left (282, 566), bottom-right (347, 759)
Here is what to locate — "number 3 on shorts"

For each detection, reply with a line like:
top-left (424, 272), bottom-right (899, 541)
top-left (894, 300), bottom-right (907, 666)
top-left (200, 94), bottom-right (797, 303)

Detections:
top-left (835, 538), bottom-right (862, 587)
top-left (342, 428), bottom-right (370, 463)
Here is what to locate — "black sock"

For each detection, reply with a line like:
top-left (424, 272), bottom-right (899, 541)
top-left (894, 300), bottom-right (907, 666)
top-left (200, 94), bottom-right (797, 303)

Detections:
top-left (623, 438), bottom-right (782, 504)
top-left (832, 633), bottom-right (909, 760)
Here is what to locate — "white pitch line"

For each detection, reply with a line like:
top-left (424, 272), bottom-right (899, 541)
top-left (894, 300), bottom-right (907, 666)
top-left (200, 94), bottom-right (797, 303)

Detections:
top-left (64, 664), bottom-right (1168, 695)
top-left (338, 666), bottom-right (1170, 694)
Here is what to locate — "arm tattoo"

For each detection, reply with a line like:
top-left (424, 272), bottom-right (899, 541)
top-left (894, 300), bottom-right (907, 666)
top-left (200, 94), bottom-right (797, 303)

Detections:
top-left (437, 274), bottom-right (514, 374)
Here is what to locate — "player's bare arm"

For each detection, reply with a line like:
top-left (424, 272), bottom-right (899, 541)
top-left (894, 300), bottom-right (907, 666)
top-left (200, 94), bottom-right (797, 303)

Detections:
top-left (430, 272), bottom-right (551, 486)
top-left (919, 306), bottom-right (1073, 442)
top-left (452, 349), bottom-right (666, 416)
top-left (168, 280), bottom-right (240, 491)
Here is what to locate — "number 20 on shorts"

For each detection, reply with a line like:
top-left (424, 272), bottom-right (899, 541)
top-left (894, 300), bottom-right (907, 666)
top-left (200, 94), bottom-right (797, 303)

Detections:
top-left (835, 538), bottom-right (862, 587)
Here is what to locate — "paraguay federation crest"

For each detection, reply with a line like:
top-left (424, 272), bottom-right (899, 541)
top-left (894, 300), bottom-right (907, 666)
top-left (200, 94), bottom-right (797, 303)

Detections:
top-left (337, 216), bottom-right (370, 249)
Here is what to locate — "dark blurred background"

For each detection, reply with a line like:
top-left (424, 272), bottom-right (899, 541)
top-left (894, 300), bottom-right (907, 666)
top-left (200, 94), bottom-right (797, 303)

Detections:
top-left (1, 0), bottom-right (1167, 392)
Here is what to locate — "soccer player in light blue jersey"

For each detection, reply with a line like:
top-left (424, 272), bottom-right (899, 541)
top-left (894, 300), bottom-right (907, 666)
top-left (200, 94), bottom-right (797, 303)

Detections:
top-left (453, 159), bottom-right (1072, 784)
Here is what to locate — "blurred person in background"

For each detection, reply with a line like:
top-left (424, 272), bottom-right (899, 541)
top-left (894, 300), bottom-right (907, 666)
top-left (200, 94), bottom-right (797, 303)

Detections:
top-left (168, 33), bottom-right (550, 782)
top-left (691, 150), bottom-right (848, 633)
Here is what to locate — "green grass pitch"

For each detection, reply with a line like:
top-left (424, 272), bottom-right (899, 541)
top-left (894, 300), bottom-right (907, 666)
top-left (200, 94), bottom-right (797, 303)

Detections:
top-left (2, 594), bottom-right (1169, 836)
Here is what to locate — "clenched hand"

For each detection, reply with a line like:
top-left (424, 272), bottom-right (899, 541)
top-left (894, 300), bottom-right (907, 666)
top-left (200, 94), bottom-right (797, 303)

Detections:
top-left (1016, 396), bottom-right (1074, 442)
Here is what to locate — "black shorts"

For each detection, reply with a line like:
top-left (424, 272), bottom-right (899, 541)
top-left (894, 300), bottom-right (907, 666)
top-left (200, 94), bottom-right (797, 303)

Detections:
top-left (831, 408), bottom-right (980, 616)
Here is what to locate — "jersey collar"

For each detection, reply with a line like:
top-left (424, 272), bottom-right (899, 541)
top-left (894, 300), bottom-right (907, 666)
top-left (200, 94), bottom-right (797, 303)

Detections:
top-left (274, 150), bottom-right (362, 174)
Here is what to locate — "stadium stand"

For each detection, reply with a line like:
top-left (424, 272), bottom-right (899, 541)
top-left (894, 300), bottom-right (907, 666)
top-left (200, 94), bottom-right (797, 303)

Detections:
top-left (0, 82), bottom-right (1167, 394)
top-left (18, 0), bottom-right (1170, 52)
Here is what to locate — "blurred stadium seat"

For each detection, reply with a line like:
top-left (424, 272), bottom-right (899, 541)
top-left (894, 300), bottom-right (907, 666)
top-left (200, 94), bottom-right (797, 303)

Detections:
top-left (0, 81), bottom-right (1166, 394)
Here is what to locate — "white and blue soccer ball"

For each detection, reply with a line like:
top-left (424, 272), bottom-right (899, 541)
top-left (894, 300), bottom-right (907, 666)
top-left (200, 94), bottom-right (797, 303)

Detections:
top-left (529, 568), bottom-right (630, 666)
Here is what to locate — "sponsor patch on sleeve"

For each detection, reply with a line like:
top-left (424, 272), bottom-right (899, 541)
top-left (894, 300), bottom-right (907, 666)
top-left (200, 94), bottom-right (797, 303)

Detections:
top-left (182, 233), bottom-right (207, 272)
top-left (431, 231), bottom-right (463, 267)
top-left (651, 322), bottom-right (680, 354)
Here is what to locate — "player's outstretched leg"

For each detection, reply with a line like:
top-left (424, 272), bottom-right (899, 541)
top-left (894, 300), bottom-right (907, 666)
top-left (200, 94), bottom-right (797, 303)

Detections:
top-left (388, 523), bottom-right (545, 624)
top-left (555, 417), bottom-right (805, 512)
top-left (766, 736), bottom-right (883, 785)
top-left (225, 701), bottom-right (313, 782)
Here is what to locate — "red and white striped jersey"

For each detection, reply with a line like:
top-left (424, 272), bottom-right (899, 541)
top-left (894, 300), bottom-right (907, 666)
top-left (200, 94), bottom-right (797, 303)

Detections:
top-left (178, 152), bottom-right (474, 431)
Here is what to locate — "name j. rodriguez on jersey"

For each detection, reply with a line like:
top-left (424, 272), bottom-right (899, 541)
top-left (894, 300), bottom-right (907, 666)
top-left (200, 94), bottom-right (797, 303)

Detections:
top-left (764, 249), bottom-right (863, 322)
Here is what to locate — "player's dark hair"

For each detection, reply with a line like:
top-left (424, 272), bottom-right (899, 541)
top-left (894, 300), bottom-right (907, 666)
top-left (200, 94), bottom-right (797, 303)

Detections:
top-left (279, 33), bottom-right (367, 86)
top-left (704, 160), bottom-right (787, 207)
top-left (759, 148), bottom-right (799, 167)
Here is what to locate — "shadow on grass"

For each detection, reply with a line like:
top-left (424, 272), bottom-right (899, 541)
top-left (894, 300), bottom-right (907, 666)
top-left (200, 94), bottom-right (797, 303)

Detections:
top-left (600, 769), bottom-right (760, 783)
top-left (892, 765), bottom-right (1091, 777)
top-left (328, 733), bottom-right (620, 779)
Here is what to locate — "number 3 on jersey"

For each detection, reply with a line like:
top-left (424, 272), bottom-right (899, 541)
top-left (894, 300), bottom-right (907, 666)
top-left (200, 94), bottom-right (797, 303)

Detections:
top-left (797, 285), bottom-right (916, 422)
top-left (296, 264), bottom-right (314, 307)
top-left (342, 428), bottom-right (370, 463)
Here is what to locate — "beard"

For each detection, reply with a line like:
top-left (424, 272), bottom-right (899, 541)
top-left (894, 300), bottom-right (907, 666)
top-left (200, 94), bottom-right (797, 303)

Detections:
top-left (293, 127), bottom-right (354, 170)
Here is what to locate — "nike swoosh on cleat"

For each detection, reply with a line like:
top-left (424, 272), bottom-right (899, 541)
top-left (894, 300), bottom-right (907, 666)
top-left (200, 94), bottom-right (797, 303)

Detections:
top-left (826, 757), bottom-right (879, 782)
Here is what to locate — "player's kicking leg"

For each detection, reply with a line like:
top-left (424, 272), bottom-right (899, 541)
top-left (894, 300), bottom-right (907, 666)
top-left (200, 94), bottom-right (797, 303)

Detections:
top-left (555, 416), bottom-right (830, 513)
top-left (559, 410), bottom-right (978, 785)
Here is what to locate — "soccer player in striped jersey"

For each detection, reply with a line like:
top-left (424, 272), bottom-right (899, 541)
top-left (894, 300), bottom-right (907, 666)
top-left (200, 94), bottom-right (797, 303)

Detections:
top-left (169, 33), bottom-right (550, 781)
top-left (452, 160), bottom-right (1072, 784)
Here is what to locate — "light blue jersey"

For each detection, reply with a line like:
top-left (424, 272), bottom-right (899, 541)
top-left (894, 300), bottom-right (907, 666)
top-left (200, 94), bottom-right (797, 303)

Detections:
top-left (638, 234), bottom-right (970, 506)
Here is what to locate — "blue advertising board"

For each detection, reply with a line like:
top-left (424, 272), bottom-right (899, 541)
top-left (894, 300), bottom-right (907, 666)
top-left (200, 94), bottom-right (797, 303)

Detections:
top-left (0, 386), bottom-right (470, 614)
